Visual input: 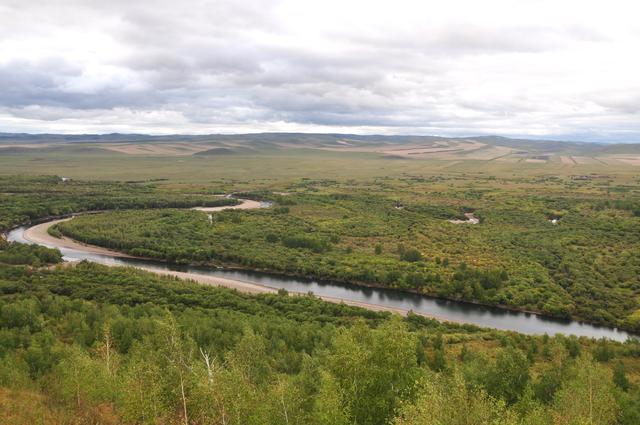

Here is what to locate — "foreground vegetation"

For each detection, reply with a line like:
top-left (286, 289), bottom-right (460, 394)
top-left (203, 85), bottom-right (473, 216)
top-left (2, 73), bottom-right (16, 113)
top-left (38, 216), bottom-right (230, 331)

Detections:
top-left (0, 260), bottom-right (639, 424)
top-left (56, 177), bottom-right (640, 332)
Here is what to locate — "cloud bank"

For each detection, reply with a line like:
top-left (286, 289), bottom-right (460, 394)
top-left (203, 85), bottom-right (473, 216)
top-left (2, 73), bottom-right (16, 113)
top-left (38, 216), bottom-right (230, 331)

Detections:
top-left (1, 0), bottom-right (639, 141)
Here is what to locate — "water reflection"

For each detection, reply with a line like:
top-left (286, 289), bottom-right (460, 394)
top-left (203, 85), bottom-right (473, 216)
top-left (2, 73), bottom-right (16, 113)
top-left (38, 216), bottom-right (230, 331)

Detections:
top-left (7, 226), bottom-right (637, 342)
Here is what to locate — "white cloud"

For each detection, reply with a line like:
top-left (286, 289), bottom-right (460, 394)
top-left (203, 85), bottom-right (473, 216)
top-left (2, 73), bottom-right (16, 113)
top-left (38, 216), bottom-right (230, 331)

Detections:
top-left (0, 0), bottom-right (639, 141)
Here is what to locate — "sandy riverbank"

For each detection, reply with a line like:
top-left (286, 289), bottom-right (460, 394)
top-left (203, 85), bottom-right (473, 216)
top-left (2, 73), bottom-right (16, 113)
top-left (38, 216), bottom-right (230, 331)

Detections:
top-left (448, 212), bottom-right (480, 224)
top-left (22, 214), bottom-right (278, 295)
top-left (70, 260), bottom-right (436, 318)
top-left (23, 218), bottom-right (137, 258)
top-left (104, 262), bottom-right (431, 317)
top-left (192, 198), bottom-right (262, 212)
top-left (22, 216), bottom-right (445, 321)
top-left (23, 198), bottom-right (263, 256)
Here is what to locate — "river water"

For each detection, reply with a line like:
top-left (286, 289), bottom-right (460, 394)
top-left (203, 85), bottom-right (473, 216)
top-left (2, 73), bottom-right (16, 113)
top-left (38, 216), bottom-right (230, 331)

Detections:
top-left (7, 225), bottom-right (636, 342)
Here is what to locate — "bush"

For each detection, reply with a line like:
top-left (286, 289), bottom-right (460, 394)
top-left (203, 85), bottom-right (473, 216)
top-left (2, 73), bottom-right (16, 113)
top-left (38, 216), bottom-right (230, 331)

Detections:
top-left (282, 235), bottom-right (330, 253)
top-left (401, 248), bottom-right (422, 262)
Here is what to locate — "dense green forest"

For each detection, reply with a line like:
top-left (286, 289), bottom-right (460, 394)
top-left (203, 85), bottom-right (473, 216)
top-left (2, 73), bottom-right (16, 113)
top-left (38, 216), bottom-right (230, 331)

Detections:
top-left (0, 242), bottom-right (62, 266)
top-left (56, 178), bottom-right (640, 332)
top-left (1, 260), bottom-right (639, 424)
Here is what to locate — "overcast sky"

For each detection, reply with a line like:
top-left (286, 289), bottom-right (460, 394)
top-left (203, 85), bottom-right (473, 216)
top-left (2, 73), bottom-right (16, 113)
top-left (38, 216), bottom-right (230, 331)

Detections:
top-left (1, 0), bottom-right (639, 141)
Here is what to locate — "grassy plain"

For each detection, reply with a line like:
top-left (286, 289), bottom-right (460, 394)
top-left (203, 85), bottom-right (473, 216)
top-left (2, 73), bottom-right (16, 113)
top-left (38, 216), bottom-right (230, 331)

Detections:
top-left (1, 138), bottom-right (639, 184)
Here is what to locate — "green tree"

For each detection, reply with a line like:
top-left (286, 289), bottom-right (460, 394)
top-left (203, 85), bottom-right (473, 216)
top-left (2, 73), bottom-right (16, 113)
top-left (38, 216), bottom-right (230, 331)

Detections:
top-left (534, 365), bottom-right (563, 404)
top-left (617, 389), bottom-right (640, 425)
top-left (160, 315), bottom-right (194, 425)
top-left (486, 347), bottom-right (530, 404)
top-left (552, 355), bottom-right (619, 425)
top-left (613, 361), bottom-right (630, 391)
top-left (564, 335), bottom-right (581, 358)
top-left (394, 371), bottom-right (519, 425)
top-left (119, 341), bottom-right (170, 424)
top-left (593, 338), bottom-right (614, 362)
top-left (309, 370), bottom-right (349, 424)
top-left (227, 327), bottom-right (273, 386)
top-left (54, 345), bottom-right (113, 409)
top-left (329, 318), bottom-right (420, 425)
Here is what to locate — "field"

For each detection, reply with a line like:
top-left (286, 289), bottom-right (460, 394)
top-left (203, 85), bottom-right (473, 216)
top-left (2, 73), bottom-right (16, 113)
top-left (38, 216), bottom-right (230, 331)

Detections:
top-left (1, 133), bottom-right (639, 183)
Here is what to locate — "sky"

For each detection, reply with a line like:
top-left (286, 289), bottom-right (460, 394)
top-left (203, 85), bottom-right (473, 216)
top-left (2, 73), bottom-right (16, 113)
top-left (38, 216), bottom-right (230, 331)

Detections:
top-left (1, 0), bottom-right (639, 142)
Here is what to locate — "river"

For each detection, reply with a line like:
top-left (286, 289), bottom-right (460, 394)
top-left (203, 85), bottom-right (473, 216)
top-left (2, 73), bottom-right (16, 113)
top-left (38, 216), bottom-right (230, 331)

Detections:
top-left (6, 221), bottom-right (637, 342)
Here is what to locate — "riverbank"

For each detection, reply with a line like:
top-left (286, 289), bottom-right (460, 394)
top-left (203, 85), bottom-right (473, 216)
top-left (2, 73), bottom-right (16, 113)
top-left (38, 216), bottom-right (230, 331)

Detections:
top-left (24, 218), bottom-right (137, 258)
top-left (192, 198), bottom-right (262, 212)
top-left (72, 260), bottom-right (450, 320)
top-left (12, 220), bottom-right (637, 339)
top-left (24, 215), bottom-right (526, 319)
top-left (22, 197), bottom-right (264, 257)
top-left (21, 218), bottom-right (455, 321)
top-left (12, 201), bottom-right (550, 326)
top-left (11, 197), bottom-right (639, 340)
top-left (15, 200), bottom-right (463, 323)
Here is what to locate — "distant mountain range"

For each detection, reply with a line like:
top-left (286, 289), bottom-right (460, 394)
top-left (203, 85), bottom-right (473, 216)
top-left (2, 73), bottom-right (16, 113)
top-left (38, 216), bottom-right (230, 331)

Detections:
top-left (1, 133), bottom-right (639, 163)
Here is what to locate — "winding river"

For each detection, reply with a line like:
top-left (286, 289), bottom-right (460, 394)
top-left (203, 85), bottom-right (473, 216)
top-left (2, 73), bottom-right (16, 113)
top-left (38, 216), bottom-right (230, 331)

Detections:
top-left (6, 203), bottom-right (637, 341)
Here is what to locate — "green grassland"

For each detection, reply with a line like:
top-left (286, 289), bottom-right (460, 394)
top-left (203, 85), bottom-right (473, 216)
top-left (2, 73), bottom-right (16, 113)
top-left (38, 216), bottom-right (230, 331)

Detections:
top-left (0, 134), bottom-right (639, 183)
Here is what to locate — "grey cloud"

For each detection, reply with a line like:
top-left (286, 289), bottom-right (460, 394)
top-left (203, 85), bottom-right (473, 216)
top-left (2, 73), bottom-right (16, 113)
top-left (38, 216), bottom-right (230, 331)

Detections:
top-left (0, 60), bottom-right (82, 107)
top-left (0, 59), bottom-right (166, 110)
top-left (0, 0), bottom-right (639, 141)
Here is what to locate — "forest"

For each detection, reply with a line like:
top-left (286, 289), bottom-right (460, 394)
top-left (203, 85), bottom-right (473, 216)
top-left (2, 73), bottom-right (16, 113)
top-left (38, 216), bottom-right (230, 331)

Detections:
top-left (0, 259), bottom-right (639, 424)
top-left (54, 177), bottom-right (640, 332)
top-left (0, 175), bottom-right (238, 232)
top-left (1, 173), bottom-right (640, 423)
